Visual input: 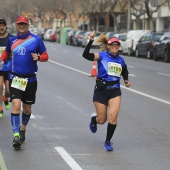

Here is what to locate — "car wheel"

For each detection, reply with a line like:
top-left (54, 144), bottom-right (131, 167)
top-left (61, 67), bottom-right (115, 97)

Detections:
top-left (153, 49), bottom-right (158, 61)
top-left (147, 50), bottom-right (151, 59)
top-left (164, 50), bottom-right (170, 63)
top-left (135, 49), bottom-right (139, 57)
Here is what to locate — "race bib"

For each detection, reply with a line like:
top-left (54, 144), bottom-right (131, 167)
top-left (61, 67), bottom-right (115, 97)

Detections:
top-left (0, 47), bottom-right (5, 55)
top-left (11, 77), bottom-right (28, 91)
top-left (108, 62), bottom-right (122, 77)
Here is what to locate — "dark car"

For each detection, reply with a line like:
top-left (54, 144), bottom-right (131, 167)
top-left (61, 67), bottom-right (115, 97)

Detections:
top-left (153, 32), bottom-right (170, 63)
top-left (72, 30), bottom-right (86, 46)
top-left (135, 32), bottom-right (164, 59)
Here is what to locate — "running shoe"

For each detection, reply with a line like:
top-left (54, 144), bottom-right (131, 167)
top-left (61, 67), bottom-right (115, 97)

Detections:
top-left (3, 95), bottom-right (10, 110)
top-left (104, 141), bottom-right (113, 151)
top-left (13, 136), bottom-right (21, 149)
top-left (0, 110), bottom-right (3, 118)
top-left (19, 129), bottom-right (26, 144)
top-left (89, 112), bottom-right (97, 133)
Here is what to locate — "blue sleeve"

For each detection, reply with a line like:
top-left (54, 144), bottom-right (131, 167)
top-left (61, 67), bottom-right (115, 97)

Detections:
top-left (5, 39), bottom-right (11, 53)
top-left (38, 37), bottom-right (47, 54)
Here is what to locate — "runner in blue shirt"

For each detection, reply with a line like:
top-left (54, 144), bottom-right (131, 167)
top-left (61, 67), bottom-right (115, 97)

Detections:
top-left (0, 19), bottom-right (13, 118)
top-left (1, 16), bottom-right (48, 149)
top-left (82, 31), bottom-right (131, 151)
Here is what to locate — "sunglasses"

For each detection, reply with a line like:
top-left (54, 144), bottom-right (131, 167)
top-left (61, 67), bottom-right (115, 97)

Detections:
top-left (109, 42), bottom-right (120, 46)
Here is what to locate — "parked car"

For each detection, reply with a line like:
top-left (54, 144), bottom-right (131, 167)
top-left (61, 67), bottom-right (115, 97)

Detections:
top-left (153, 32), bottom-right (170, 63)
top-left (92, 32), bottom-right (104, 48)
top-left (114, 33), bottom-right (127, 53)
top-left (72, 30), bottom-right (86, 46)
top-left (66, 30), bottom-right (76, 45)
top-left (81, 31), bottom-right (91, 47)
top-left (105, 32), bottom-right (116, 39)
top-left (135, 32), bottom-right (164, 59)
top-left (122, 30), bottom-right (150, 56)
top-left (43, 29), bottom-right (53, 41)
top-left (49, 30), bottom-right (57, 42)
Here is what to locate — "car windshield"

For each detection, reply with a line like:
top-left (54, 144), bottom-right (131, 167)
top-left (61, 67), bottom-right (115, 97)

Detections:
top-left (153, 34), bottom-right (163, 42)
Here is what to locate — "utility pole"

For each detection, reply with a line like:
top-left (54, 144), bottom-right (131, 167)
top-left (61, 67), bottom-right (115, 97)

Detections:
top-left (127, 0), bottom-right (131, 31)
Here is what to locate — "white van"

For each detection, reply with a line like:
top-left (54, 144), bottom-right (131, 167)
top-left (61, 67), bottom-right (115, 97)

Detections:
top-left (122, 30), bottom-right (150, 56)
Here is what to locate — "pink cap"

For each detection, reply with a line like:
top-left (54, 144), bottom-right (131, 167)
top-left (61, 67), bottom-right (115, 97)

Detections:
top-left (107, 37), bottom-right (120, 44)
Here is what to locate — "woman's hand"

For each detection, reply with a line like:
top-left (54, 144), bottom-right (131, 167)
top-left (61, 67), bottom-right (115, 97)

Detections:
top-left (90, 30), bottom-right (95, 41)
top-left (124, 80), bottom-right (131, 88)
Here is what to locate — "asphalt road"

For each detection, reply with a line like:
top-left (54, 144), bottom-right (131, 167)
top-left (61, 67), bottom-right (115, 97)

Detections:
top-left (0, 42), bottom-right (169, 170)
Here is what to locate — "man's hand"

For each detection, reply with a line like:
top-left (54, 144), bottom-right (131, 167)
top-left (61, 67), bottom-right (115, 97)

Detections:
top-left (31, 53), bottom-right (39, 61)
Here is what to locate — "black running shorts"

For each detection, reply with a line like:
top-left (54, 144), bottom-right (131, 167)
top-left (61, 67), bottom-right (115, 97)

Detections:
top-left (93, 87), bottom-right (121, 105)
top-left (9, 80), bottom-right (37, 105)
top-left (0, 71), bottom-right (9, 80)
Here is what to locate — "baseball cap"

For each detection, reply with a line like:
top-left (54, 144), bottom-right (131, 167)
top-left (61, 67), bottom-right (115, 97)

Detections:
top-left (0, 19), bottom-right (7, 25)
top-left (107, 37), bottom-right (120, 45)
top-left (16, 16), bottom-right (29, 24)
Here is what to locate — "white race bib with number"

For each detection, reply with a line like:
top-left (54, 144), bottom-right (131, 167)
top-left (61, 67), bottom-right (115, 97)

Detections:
top-left (11, 77), bottom-right (28, 91)
top-left (108, 62), bottom-right (122, 77)
top-left (0, 47), bottom-right (5, 55)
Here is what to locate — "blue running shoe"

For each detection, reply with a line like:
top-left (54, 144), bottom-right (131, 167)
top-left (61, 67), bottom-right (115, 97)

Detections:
top-left (104, 141), bottom-right (113, 151)
top-left (89, 113), bottom-right (97, 133)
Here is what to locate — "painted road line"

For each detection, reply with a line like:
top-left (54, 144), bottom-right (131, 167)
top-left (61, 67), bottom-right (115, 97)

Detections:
top-left (129, 74), bottom-right (135, 76)
top-left (121, 85), bottom-right (170, 105)
top-left (0, 150), bottom-right (7, 170)
top-left (127, 65), bottom-right (135, 68)
top-left (49, 60), bottom-right (91, 76)
top-left (158, 72), bottom-right (170, 77)
top-left (49, 60), bottom-right (170, 105)
top-left (55, 147), bottom-right (83, 170)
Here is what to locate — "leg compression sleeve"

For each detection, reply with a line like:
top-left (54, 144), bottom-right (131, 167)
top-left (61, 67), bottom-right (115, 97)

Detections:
top-left (11, 113), bottom-right (20, 133)
top-left (22, 112), bottom-right (31, 125)
top-left (106, 123), bottom-right (117, 142)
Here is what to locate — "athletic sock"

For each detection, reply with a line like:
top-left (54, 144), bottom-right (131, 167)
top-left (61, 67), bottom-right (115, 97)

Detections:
top-left (92, 116), bottom-right (97, 124)
top-left (106, 123), bottom-right (117, 142)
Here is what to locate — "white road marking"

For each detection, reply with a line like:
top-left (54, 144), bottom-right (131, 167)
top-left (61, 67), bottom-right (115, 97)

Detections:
top-left (49, 60), bottom-right (170, 105)
top-left (55, 147), bottom-right (83, 170)
top-left (0, 150), bottom-right (7, 170)
top-left (127, 65), bottom-right (135, 68)
top-left (129, 74), bottom-right (135, 76)
top-left (120, 85), bottom-right (170, 105)
top-left (49, 59), bottom-right (91, 76)
top-left (158, 72), bottom-right (170, 77)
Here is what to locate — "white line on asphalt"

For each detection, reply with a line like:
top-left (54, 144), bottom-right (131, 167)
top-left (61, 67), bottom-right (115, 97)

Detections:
top-left (55, 147), bottom-right (83, 170)
top-left (0, 150), bottom-right (7, 170)
top-left (120, 85), bottom-right (170, 105)
top-left (49, 59), bottom-right (170, 105)
top-left (127, 65), bottom-right (135, 68)
top-left (158, 72), bottom-right (170, 77)
top-left (129, 74), bottom-right (135, 76)
top-left (49, 59), bottom-right (91, 76)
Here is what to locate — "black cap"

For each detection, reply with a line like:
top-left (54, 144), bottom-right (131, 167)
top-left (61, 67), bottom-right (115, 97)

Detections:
top-left (0, 19), bottom-right (7, 25)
